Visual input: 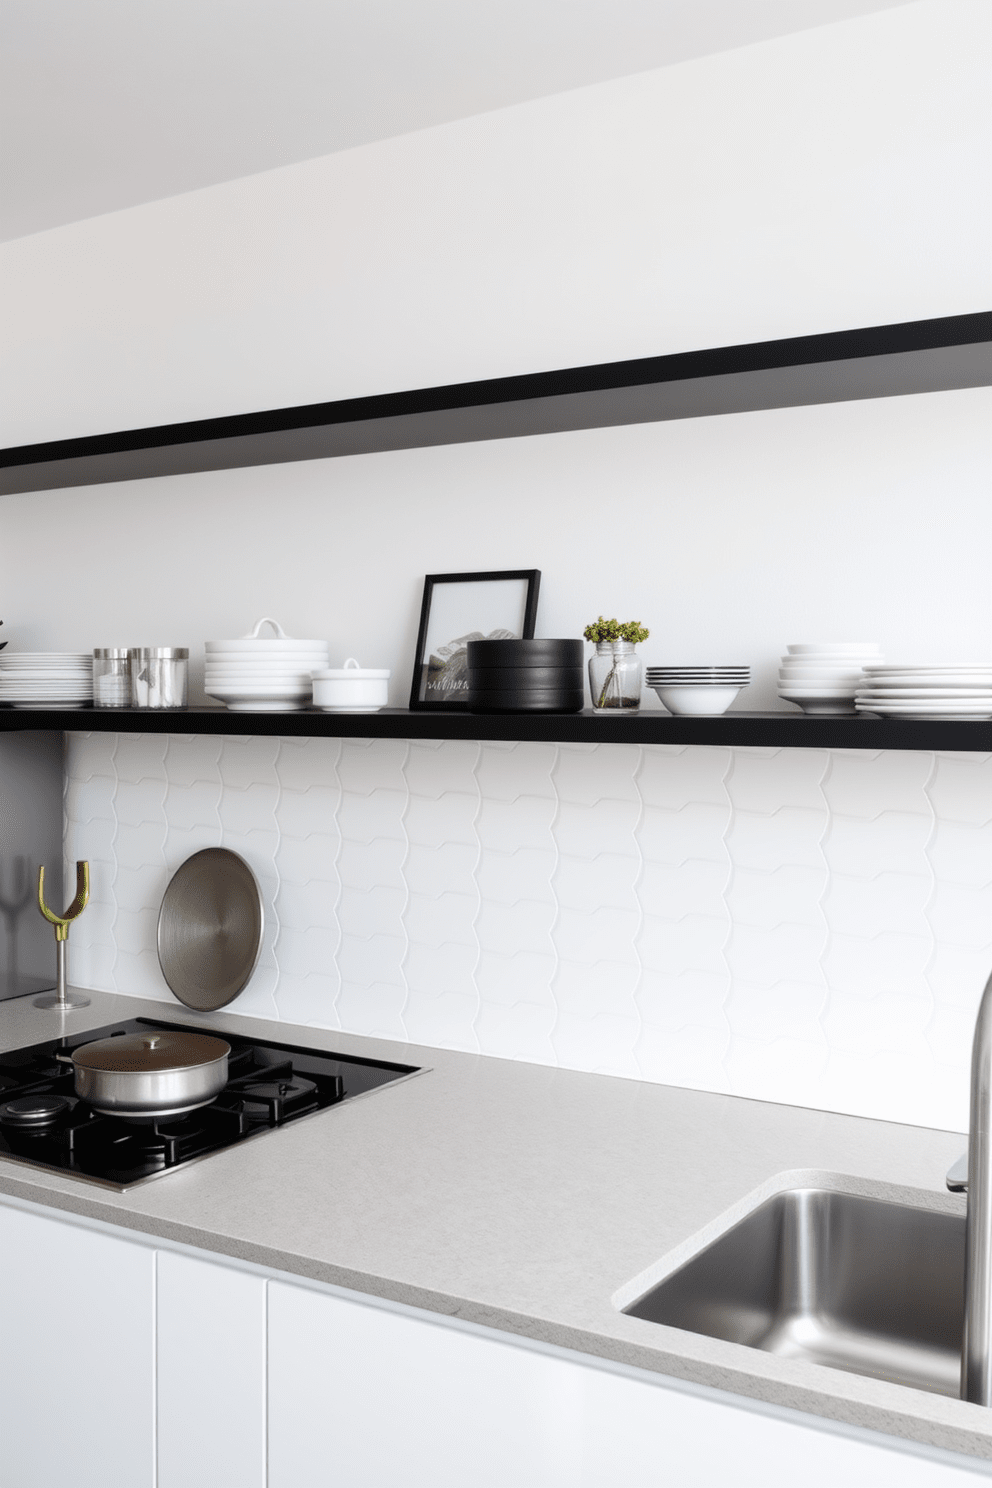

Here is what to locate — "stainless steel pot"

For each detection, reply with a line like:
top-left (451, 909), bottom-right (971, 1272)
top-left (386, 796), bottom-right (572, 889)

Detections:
top-left (63, 1029), bottom-right (231, 1119)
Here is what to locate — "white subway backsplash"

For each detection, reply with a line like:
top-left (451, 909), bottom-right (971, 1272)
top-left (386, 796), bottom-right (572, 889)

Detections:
top-left (64, 733), bottom-right (992, 1133)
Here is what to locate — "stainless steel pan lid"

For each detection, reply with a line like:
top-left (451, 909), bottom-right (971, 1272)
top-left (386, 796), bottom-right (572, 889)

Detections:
top-left (72, 1030), bottom-right (230, 1072)
top-left (157, 848), bottom-right (264, 1011)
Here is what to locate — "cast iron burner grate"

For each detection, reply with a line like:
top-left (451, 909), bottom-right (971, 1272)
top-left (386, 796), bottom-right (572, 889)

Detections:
top-left (0, 1017), bottom-right (418, 1188)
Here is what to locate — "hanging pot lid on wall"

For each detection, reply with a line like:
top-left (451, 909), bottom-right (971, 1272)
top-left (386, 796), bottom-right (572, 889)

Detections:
top-left (157, 848), bottom-right (264, 1011)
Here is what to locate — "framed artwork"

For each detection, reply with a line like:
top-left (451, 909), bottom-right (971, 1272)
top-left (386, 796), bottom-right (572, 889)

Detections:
top-left (409, 569), bottom-right (541, 710)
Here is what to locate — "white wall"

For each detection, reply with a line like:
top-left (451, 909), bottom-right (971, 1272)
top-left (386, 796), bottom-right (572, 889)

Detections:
top-left (7, 2), bottom-right (992, 1131)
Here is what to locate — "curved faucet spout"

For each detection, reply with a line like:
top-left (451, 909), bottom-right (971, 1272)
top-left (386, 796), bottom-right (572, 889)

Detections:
top-left (964, 966), bottom-right (992, 1404)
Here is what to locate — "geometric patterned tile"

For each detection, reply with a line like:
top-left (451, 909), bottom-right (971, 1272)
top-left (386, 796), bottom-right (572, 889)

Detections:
top-left (63, 734), bottom-right (992, 1134)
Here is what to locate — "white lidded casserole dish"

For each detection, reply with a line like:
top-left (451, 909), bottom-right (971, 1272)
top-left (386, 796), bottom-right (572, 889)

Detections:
top-left (312, 658), bottom-right (390, 712)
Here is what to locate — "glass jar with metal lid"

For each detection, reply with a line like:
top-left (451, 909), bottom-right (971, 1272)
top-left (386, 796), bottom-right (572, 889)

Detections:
top-left (92, 648), bottom-right (131, 708)
top-left (128, 648), bottom-right (188, 709)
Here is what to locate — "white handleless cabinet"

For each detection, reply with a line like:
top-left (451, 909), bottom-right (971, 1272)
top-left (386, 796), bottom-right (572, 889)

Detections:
top-left (267, 1280), bottom-right (986, 1488)
top-left (156, 1250), bottom-right (266, 1488)
top-left (2, 1198), bottom-right (990, 1487)
top-left (0, 1202), bottom-right (268, 1488)
top-left (0, 1202), bottom-right (155, 1488)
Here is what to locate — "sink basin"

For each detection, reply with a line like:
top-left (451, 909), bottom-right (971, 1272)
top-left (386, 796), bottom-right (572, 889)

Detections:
top-left (625, 1188), bottom-right (965, 1397)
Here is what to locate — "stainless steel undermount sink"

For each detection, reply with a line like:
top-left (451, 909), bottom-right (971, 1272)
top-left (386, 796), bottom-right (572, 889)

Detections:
top-left (625, 1188), bottom-right (965, 1398)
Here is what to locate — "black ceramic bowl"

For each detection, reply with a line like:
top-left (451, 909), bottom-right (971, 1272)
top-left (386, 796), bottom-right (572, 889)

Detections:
top-left (468, 665), bottom-right (585, 691)
top-left (469, 689), bottom-right (585, 715)
top-left (467, 638), bottom-right (586, 713)
top-left (466, 638), bottom-right (583, 669)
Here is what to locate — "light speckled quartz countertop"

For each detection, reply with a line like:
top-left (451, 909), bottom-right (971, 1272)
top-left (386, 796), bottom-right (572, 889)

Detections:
top-left (0, 989), bottom-right (984, 1461)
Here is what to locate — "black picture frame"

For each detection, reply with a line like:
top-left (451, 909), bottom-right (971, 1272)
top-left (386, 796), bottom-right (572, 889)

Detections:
top-left (409, 569), bottom-right (541, 711)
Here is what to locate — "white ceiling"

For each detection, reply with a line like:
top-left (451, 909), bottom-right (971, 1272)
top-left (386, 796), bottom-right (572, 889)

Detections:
top-left (2, 0), bottom-right (915, 242)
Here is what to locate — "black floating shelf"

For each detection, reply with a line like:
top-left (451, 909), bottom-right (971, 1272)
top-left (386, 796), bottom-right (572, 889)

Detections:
top-left (3, 310), bottom-right (990, 494)
top-left (3, 706), bottom-right (992, 752)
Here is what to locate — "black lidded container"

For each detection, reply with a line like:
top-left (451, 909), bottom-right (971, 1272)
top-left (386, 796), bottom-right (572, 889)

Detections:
top-left (467, 639), bottom-right (584, 713)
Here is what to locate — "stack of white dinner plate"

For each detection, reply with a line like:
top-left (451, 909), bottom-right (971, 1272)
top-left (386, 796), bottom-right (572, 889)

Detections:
top-left (646, 665), bottom-right (750, 716)
top-left (778, 643), bottom-right (882, 714)
top-left (0, 652), bottom-right (93, 708)
top-left (204, 618), bottom-right (329, 711)
top-left (855, 665), bottom-right (992, 720)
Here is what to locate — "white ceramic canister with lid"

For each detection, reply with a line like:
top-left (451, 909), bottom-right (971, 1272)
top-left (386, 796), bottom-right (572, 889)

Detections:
top-left (311, 659), bottom-right (390, 712)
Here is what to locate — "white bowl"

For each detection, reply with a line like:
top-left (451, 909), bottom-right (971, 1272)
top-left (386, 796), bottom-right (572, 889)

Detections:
top-left (778, 690), bottom-right (857, 714)
top-left (779, 657), bottom-right (862, 669)
top-left (205, 671), bottom-right (319, 684)
top-left (779, 657), bottom-right (874, 669)
top-left (215, 699), bottom-right (309, 712)
top-left (205, 693), bottom-right (309, 712)
top-left (777, 670), bottom-right (864, 684)
top-left (783, 667), bottom-right (875, 677)
top-left (312, 659), bottom-right (390, 712)
top-left (205, 645), bottom-right (330, 657)
top-left (653, 685), bottom-right (741, 715)
top-left (786, 643), bottom-right (882, 656)
top-left (205, 683), bottom-right (311, 707)
top-left (778, 685), bottom-right (858, 697)
top-left (205, 617), bottom-right (327, 655)
top-left (312, 682), bottom-right (388, 711)
top-left (779, 655), bottom-right (871, 666)
top-left (206, 681), bottom-right (314, 695)
top-left (779, 660), bottom-right (875, 671)
top-left (204, 653), bottom-right (327, 668)
top-left (778, 660), bottom-right (866, 672)
top-left (204, 659), bottom-right (323, 670)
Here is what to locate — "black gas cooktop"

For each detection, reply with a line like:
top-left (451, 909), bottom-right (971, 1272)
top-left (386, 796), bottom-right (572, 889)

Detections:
top-left (0, 1018), bottom-right (419, 1188)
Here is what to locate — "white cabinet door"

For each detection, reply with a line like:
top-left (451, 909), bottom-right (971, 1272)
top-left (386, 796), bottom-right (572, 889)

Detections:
top-left (268, 1280), bottom-right (991, 1488)
top-left (156, 1249), bottom-right (266, 1488)
top-left (0, 1200), bottom-right (155, 1488)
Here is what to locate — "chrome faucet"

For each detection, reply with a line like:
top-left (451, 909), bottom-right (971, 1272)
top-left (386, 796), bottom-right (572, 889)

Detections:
top-left (947, 966), bottom-right (992, 1404)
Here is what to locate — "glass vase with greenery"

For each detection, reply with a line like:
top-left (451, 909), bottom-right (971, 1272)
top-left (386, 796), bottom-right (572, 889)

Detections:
top-left (583, 617), bottom-right (650, 713)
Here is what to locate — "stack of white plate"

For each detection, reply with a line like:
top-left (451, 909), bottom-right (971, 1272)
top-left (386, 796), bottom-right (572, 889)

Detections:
top-left (855, 665), bottom-right (992, 720)
top-left (204, 618), bottom-right (329, 711)
top-left (0, 652), bottom-right (93, 708)
top-left (778, 644), bottom-right (882, 714)
top-left (646, 665), bottom-right (750, 716)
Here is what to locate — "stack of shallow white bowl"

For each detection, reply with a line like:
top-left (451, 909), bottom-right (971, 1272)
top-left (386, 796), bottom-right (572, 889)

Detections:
top-left (856, 665), bottom-right (992, 720)
top-left (204, 618), bottom-right (329, 711)
top-left (0, 652), bottom-right (93, 708)
top-left (646, 665), bottom-right (750, 716)
top-left (778, 644), bottom-right (882, 714)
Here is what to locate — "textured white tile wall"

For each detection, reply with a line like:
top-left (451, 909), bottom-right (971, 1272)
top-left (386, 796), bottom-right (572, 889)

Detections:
top-left (64, 734), bottom-right (992, 1133)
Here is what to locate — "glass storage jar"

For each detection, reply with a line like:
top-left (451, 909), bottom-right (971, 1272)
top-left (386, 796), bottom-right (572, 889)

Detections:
top-left (588, 640), bottom-right (642, 713)
top-left (92, 648), bottom-right (131, 708)
top-left (128, 648), bottom-right (188, 709)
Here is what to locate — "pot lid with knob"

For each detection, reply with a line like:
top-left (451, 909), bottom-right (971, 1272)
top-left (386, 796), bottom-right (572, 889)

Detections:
top-left (69, 1030), bottom-right (231, 1073)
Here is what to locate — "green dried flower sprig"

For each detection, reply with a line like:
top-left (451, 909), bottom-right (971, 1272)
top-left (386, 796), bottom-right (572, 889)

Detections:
top-left (583, 616), bottom-right (650, 644)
